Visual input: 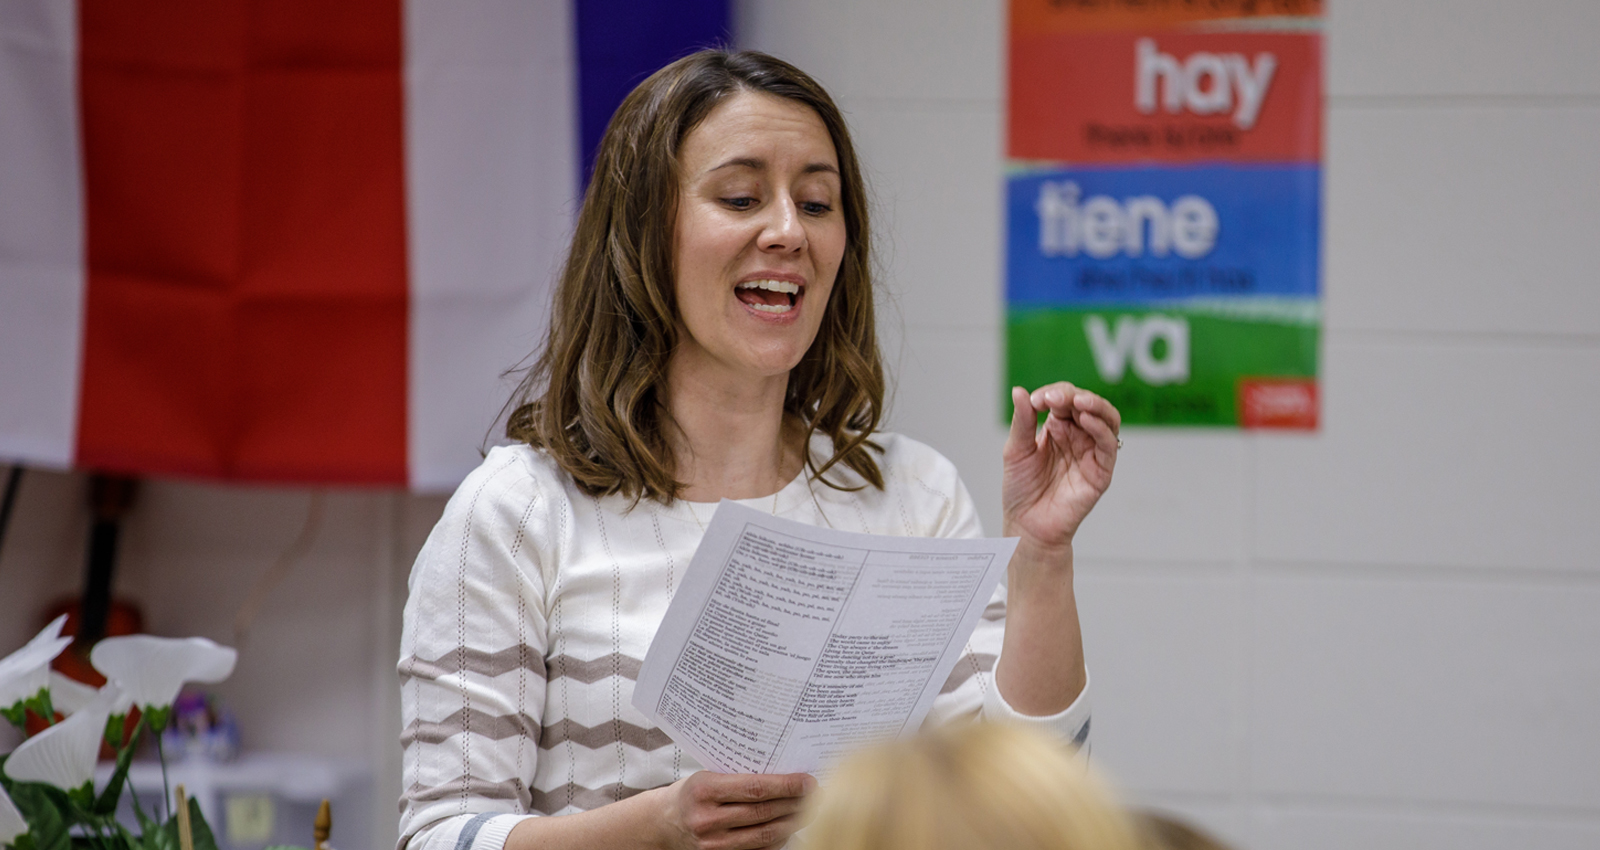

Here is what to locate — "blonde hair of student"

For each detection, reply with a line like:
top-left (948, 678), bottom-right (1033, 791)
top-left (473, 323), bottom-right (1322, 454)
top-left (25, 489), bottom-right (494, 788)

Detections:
top-left (1132, 810), bottom-right (1238, 850)
top-left (802, 722), bottom-right (1143, 850)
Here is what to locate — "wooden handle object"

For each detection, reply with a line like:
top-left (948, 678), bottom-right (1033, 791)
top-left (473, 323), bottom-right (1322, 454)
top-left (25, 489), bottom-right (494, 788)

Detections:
top-left (174, 785), bottom-right (195, 850)
top-left (313, 799), bottom-right (332, 850)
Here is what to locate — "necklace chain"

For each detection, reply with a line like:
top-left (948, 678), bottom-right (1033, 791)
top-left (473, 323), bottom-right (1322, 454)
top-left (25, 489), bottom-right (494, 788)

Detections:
top-left (684, 447), bottom-right (791, 532)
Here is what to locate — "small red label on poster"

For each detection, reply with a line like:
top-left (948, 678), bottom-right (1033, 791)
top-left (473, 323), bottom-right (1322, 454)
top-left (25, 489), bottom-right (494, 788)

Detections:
top-left (1010, 30), bottom-right (1321, 164)
top-left (1238, 379), bottom-right (1318, 429)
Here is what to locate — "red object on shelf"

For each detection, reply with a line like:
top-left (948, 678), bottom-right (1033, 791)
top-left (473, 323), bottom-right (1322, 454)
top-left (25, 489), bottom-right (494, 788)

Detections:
top-left (43, 596), bottom-right (145, 687)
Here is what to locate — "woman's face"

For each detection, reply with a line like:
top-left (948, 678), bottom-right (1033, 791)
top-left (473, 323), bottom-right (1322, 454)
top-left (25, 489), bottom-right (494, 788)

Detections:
top-left (671, 90), bottom-right (846, 387)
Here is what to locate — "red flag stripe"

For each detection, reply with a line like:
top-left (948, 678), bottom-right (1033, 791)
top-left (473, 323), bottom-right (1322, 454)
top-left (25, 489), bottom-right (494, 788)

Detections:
top-left (76, 0), bottom-right (408, 485)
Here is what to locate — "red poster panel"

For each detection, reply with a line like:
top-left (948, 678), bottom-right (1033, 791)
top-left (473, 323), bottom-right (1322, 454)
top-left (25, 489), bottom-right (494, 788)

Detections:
top-left (1010, 30), bottom-right (1321, 165)
top-left (76, 0), bottom-right (409, 484)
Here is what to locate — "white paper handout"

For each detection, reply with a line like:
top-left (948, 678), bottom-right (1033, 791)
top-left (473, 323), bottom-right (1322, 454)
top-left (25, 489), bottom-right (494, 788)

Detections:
top-left (633, 500), bottom-right (1017, 776)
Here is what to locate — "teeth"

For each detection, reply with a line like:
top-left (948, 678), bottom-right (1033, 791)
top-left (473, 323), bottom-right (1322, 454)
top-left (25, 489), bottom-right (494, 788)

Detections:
top-left (736, 279), bottom-right (800, 294)
top-left (749, 302), bottom-right (793, 313)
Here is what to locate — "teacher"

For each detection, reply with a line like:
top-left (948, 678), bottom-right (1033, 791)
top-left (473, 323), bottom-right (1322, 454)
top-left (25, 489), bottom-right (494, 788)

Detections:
top-left (397, 49), bottom-right (1120, 850)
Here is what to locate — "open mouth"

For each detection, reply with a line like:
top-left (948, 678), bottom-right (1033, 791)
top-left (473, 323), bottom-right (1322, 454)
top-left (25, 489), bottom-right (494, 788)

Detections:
top-left (734, 279), bottom-right (802, 314)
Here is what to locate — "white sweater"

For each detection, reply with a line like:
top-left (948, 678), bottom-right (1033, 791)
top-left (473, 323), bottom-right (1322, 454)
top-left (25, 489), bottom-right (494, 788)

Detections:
top-left (397, 433), bottom-right (1090, 850)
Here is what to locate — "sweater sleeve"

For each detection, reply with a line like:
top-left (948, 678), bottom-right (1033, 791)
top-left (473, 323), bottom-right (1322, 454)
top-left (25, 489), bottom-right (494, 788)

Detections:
top-left (397, 450), bottom-right (552, 850)
top-left (911, 444), bottom-right (1092, 749)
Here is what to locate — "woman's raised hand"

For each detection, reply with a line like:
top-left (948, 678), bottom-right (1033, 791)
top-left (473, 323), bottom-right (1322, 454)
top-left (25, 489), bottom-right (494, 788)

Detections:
top-left (657, 771), bottom-right (815, 850)
top-left (1001, 383), bottom-right (1121, 555)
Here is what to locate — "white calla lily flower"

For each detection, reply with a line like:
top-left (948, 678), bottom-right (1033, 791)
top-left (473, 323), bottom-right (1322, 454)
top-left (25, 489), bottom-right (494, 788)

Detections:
top-left (0, 615), bottom-right (72, 711)
top-left (0, 784), bottom-right (26, 846)
top-left (2, 683), bottom-right (119, 791)
top-left (89, 635), bottom-right (236, 728)
top-left (47, 671), bottom-right (100, 717)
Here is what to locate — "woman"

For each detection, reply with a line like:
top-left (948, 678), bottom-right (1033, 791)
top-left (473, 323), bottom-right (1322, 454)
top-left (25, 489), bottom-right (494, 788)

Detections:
top-left (800, 722), bottom-right (1142, 850)
top-left (398, 49), bottom-right (1120, 850)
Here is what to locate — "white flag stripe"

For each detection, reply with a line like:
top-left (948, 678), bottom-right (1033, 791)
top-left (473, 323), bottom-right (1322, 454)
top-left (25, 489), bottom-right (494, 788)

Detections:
top-left (0, 0), bottom-right (84, 468)
top-left (404, 0), bottom-right (578, 492)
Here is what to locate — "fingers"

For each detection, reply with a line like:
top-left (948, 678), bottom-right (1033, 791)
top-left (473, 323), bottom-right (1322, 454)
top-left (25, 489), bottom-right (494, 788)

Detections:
top-left (697, 772), bottom-right (813, 804)
top-left (684, 814), bottom-right (804, 850)
top-left (678, 773), bottom-right (814, 850)
top-left (714, 797), bottom-right (807, 830)
top-left (1031, 383), bottom-right (1086, 448)
top-left (1028, 383), bottom-right (1121, 437)
top-left (1028, 381), bottom-right (1079, 419)
top-left (1074, 410), bottom-right (1120, 465)
top-left (1011, 382), bottom-right (1126, 480)
top-left (724, 814), bottom-right (802, 850)
top-left (1005, 386), bottom-right (1040, 459)
top-left (1072, 389), bottom-right (1122, 435)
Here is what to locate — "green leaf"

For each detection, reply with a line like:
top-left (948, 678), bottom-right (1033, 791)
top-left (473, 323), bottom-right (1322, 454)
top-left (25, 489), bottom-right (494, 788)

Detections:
top-left (40, 787), bottom-right (69, 810)
top-left (183, 799), bottom-right (219, 850)
top-left (7, 782), bottom-right (41, 812)
top-left (114, 821), bottom-right (143, 850)
top-left (9, 783), bottom-right (79, 833)
top-left (95, 725), bottom-right (143, 815)
top-left (1, 702), bottom-right (27, 730)
top-left (34, 786), bottom-right (73, 822)
top-left (146, 817), bottom-right (177, 850)
top-left (63, 783), bottom-right (96, 824)
top-left (23, 690), bottom-right (54, 727)
top-left (13, 786), bottom-right (68, 850)
top-left (140, 708), bottom-right (170, 736)
top-left (104, 715), bottom-right (126, 751)
top-left (131, 794), bottom-right (158, 840)
top-left (136, 818), bottom-right (161, 850)
top-left (12, 831), bottom-right (36, 850)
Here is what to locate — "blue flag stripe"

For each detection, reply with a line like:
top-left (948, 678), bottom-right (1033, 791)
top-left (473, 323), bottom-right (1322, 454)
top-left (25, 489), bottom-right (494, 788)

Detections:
top-left (574, 0), bottom-right (732, 189)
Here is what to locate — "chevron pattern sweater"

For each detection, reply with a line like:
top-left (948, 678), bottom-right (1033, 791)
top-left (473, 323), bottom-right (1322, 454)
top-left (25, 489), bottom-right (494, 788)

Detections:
top-left (397, 434), bottom-right (1091, 850)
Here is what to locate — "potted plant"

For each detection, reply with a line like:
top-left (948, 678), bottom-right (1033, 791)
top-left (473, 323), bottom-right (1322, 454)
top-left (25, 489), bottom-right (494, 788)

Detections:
top-left (0, 617), bottom-right (249, 850)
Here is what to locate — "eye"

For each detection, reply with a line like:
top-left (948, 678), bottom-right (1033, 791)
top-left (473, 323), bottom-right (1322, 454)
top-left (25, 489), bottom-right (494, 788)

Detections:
top-left (722, 196), bottom-right (757, 210)
top-left (800, 201), bottom-right (833, 216)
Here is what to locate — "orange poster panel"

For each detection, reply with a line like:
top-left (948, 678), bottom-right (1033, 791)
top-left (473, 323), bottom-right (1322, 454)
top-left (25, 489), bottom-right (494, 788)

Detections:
top-left (1010, 30), bottom-right (1320, 164)
top-left (1012, 0), bottom-right (1322, 36)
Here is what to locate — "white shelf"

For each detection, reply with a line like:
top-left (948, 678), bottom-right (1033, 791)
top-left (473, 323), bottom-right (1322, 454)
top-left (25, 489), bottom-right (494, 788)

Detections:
top-left (94, 753), bottom-right (372, 850)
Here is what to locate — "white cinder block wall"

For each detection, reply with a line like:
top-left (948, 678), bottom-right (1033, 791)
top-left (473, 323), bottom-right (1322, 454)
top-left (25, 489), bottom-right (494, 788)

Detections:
top-left (1, 3), bottom-right (1596, 849)
top-left (740, 0), bottom-right (1600, 848)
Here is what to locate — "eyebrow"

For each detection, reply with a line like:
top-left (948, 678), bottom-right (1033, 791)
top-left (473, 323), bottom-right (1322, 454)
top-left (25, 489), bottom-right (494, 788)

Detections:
top-left (709, 156), bottom-right (840, 176)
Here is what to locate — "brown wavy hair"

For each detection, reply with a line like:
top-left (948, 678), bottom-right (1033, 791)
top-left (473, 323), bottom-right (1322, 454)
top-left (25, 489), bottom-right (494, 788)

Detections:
top-left (505, 49), bottom-right (885, 504)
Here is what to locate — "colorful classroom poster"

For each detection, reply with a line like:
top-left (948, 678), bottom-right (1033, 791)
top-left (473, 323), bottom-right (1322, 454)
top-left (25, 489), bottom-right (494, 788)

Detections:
top-left (1006, 0), bottom-right (1324, 428)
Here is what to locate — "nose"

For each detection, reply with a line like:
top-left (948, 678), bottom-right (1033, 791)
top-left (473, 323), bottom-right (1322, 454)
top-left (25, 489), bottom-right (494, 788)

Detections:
top-left (760, 195), bottom-right (806, 253)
